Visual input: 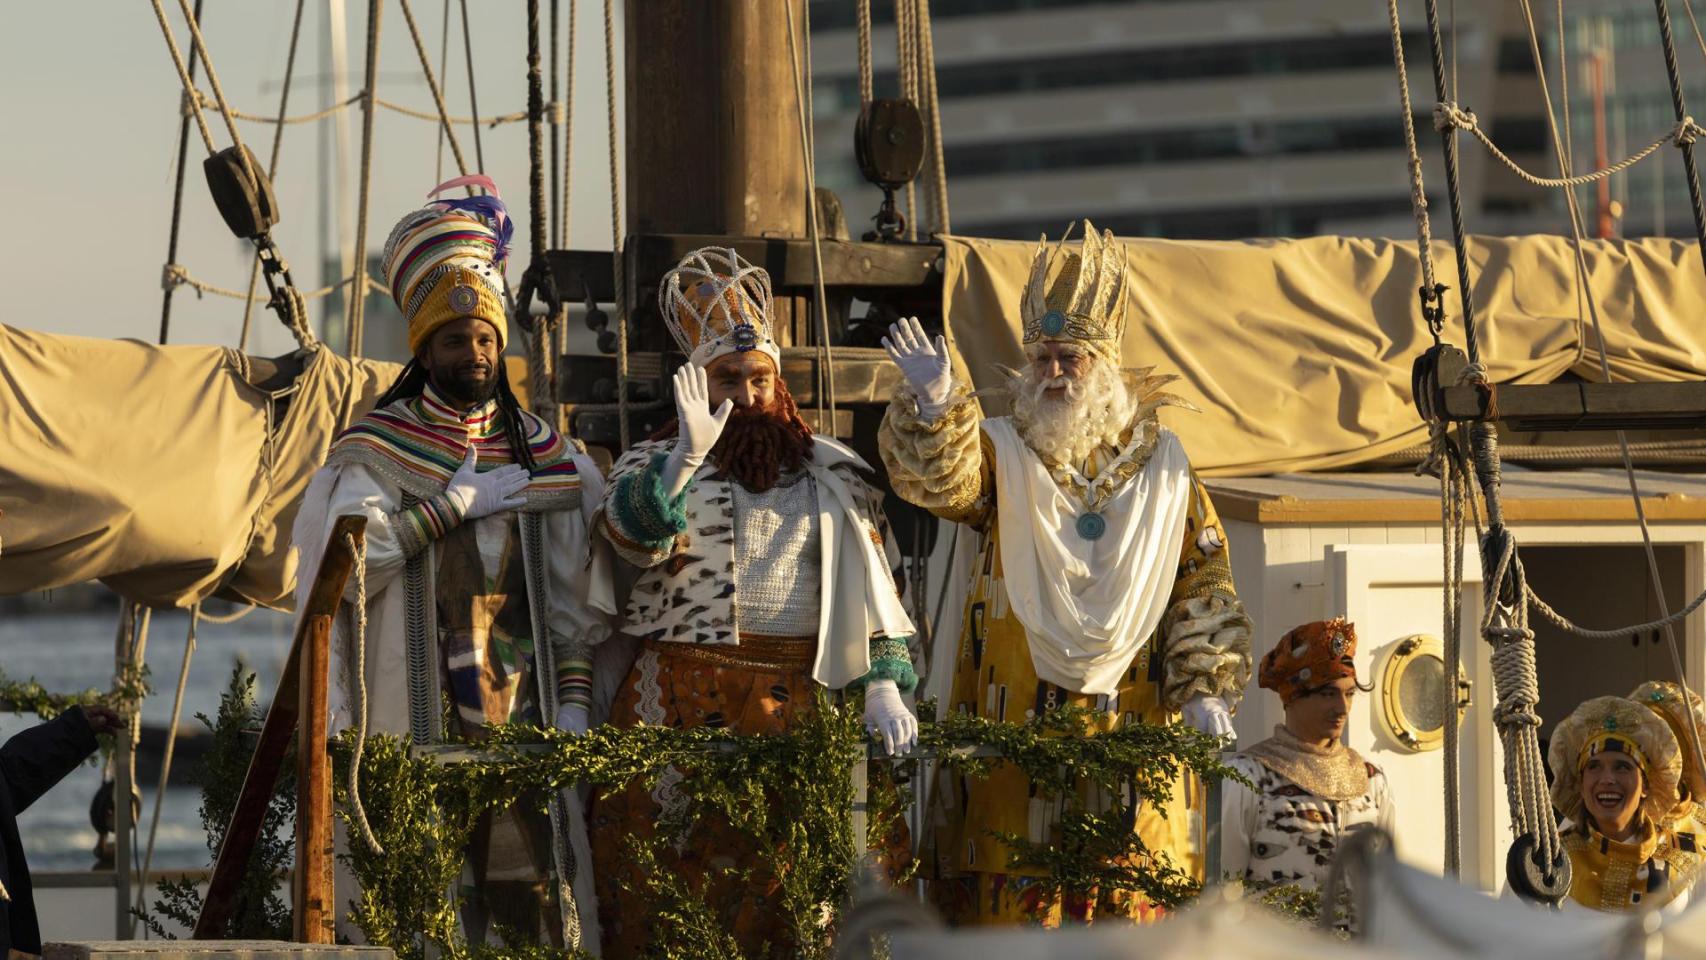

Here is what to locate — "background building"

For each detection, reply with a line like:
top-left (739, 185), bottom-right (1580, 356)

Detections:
top-left (808, 0), bottom-right (1706, 241)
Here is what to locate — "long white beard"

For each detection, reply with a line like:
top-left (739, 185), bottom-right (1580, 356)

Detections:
top-left (1011, 360), bottom-right (1137, 466)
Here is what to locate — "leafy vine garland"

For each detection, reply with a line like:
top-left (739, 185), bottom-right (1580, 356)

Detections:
top-left (332, 699), bottom-right (1240, 959)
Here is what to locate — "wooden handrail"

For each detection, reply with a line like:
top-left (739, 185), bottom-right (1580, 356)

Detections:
top-left (192, 514), bottom-right (365, 940)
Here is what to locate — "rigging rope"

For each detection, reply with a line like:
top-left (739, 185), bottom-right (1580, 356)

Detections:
top-left (1396, 0), bottom-right (1706, 894)
top-left (1385, 0), bottom-right (1445, 333)
top-left (155, 0), bottom-right (208, 348)
top-left (345, 532), bottom-right (384, 855)
top-left (435, 0), bottom-right (453, 184)
top-left (166, 0), bottom-right (260, 190)
top-left (1685, 0), bottom-right (1706, 67)
top-left (458, 0), bottom-right (489, 172)
top-left (786, 0), bottom-right (839, 438)
top-left (523, 0), bottom-right (562, 426)
top-left (896, 0), bottom-right (919, 241)
top-left (398, 0), bottom-right (471, 178)
top-left (180, 86), bottom-right (528, 128)
top-left (550, 0), bottom-right (563, 250)
top-left (916, 0), bottom-right (950, 235)
top-left (1514, 0), bottom-right (1706, 799)
top-left (1435, 424), bottom-right (1470, 876)
top-left (182, 87), bottom-right (361, 126)
top-left (1398, 0), bottom-right (1563, 898)
top-left (856, 0), bottom-right (874, 107)
top-left (1419, 0), bottom-right (1482, 366)
top-left (131, 605), bottom-right (199, 933)
top-left (163, 265), bottom-right (386, 303)
top-left (147, 0), bottom-right (216, 158)
top-left (1655, 0), bottom-right (1706, 267)
top-left (239, 0), bottom-right (310, 353)
top-left (559, 0), bottom-right (577, 254)
top-left (1433, 101), bottom-right (1703, 190)
top-left (603, 0), bottom-right (629, 451)
top-left (197, 602), bottom-right (257, 625)
top-left (347, 0), bottom-right (385, 358)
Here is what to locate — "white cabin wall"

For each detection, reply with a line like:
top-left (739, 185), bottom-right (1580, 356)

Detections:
top-left (1222, 518), bottom-right (1270, 743)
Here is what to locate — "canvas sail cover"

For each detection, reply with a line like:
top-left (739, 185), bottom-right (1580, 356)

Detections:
top-left (2, 235), bottom-right (1702, 609)
top-left (0, 325), bottom-right (399, 609)
top-left (940, 234), bottom-right (1706, 475)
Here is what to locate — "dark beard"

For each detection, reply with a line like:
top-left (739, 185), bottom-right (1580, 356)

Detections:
top-left (706, 403), bottom-right (814, 492)
top-left (427, 359), bottom-right (498, 407)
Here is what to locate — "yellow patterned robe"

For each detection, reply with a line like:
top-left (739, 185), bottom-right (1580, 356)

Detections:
top-left (1560, 815), bottom-right (1703, 912)
top-left (880, 382), bottom-right (1253, 926)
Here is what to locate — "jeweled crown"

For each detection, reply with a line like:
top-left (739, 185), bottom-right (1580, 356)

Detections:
top-left (657, 247), bottom-right (781, 369)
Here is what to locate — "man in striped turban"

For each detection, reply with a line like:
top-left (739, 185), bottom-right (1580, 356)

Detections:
top-left (290, 176), bottom-right (615, 946)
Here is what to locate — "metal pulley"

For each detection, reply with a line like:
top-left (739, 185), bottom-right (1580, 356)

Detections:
top-left (854, 98), bottom-right (925, 242)
top-left (202, 144), bottom-right (278, 240)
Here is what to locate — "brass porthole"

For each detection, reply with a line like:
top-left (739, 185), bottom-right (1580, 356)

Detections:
top-left (1377, 634), bottom-right (1471, 753)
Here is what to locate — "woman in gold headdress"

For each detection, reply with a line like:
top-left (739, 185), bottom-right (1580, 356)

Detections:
top-left (1632, 681), bottom-right (1706, 835)
top-left (1548, 696), bottom-right (1703, 912)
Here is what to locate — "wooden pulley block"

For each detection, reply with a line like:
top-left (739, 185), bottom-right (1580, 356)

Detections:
top-left (1506, 832), bottom-right (1571, 906)
top-left (855, 98), bottom-right (926, 190)
top-left (1412, 343), bottom-right (1467, 424)
top-left (203, 144), bottom-right (279, 240)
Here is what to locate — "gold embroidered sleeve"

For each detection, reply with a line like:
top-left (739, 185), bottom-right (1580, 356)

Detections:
top-left (878, 381), bottom-right (990, 525)
top-left (1159, 475), bottom-right (1254, 711)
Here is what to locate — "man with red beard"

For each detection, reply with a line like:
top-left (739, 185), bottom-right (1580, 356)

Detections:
top-left (880, 221), bottom-right (1253, 925)
top-left (591, 247), bottom-right (919, 957)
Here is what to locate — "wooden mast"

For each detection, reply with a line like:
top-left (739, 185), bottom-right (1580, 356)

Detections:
top-left (624, 1), bottom-right (811, 345)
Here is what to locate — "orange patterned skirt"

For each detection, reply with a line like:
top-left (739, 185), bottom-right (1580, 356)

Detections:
top-left (591, 636), bottom-right (820, 959)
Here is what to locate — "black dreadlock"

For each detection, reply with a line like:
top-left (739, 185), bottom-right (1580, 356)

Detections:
top-left (373, 358), bottom-right (539, 473)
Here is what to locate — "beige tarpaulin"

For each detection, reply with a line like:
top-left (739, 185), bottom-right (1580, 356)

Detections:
top-left (0, 325), bottom-right (399, 609)
top-left (940, 235), bottom-right (1706, 476)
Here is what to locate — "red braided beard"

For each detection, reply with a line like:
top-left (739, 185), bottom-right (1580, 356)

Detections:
top-left (651, 379), bottom-right (815, 492)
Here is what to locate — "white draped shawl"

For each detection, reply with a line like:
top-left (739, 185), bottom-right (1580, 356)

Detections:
top-left (983, 418), bottom-right (1194, 696)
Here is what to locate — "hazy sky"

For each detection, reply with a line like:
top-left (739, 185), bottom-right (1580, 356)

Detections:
top-left (1, 2), bottom-right (625, 357)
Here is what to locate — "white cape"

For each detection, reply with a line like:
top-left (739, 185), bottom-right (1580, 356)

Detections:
top-left (984, 419), bottom-right (1194, 696)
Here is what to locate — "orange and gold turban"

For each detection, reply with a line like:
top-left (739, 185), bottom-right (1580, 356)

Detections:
top-left (1259, 618), bottom-right (1358, 705)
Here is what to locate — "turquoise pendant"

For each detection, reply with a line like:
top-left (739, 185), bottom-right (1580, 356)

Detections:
top-left (1076, 512), bottom-right (1106, 541)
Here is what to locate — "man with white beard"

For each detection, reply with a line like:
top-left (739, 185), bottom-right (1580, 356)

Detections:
top-left (879, 221), bottom-right (1253, 925)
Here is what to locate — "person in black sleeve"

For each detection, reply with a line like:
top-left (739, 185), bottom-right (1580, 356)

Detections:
top-left (1, 704), bottom-right (119, 958)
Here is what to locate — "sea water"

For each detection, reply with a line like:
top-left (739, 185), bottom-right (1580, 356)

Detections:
top-left (0, 607), bottom-right (293, 872)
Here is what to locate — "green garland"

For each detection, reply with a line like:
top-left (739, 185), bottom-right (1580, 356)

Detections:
top-left (924, 705), bottom-right (1242, 909)
top-left (0, 666), bottom-right (118, 719)
top-left (332, 699), bottom-right (1240, 959)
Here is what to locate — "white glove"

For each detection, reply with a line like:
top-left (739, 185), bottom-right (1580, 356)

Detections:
top-left (442, 446), bottom-right (528, 521)
top-left (863, 679), bottom-right (919, 756)
top-left (882, 316), bottom-right (954, 418)
top-left (659, 363), bottom-right (734, 497)
top-left (1181, 695), bottom-right (1235, 739)
top-left (554, 703), bottom-right (590, 736)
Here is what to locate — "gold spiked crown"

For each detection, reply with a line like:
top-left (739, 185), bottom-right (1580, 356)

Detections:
top-left (1020, 220), bottom-right (1128, 362)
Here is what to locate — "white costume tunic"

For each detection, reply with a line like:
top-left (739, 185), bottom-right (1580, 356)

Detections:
top-left (291, 390), bottom-right (614, 736)
top-left (289, 384), bottom-right (615, 945)
top-left (1220, 728), bottom-right (1396, 891)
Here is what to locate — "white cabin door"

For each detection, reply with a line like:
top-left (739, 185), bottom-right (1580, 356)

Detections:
top-left (1326, 544), bottom-right (1509, 892)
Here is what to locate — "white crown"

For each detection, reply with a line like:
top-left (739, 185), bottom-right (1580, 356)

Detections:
top-left (657, 247), bottom-right (781, 368)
